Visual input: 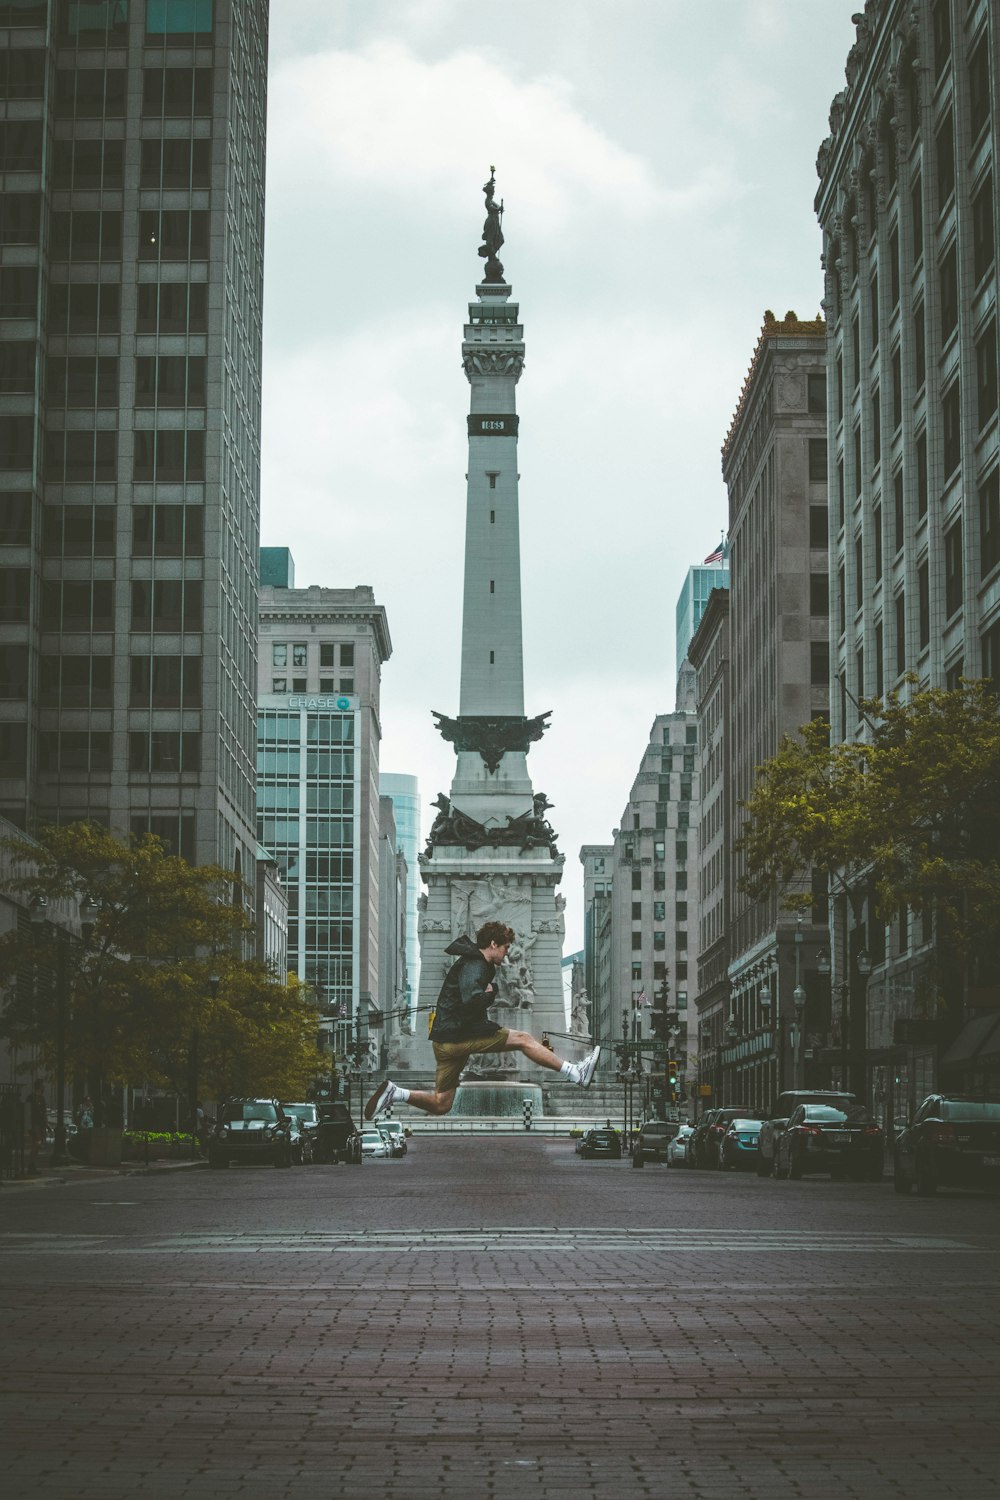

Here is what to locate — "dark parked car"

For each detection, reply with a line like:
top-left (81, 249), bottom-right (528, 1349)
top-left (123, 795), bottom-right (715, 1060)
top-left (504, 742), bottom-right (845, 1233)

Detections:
top-left (209, 1099), bottom-right (293, 1169)
top-left (686, 1109), bottom-right (722, 1168)
top-left (314, 1101), bottom-right (362, 1165)
top-left (893, 1095), bottom-right (1000, 1196)
top-left (576, 1127), bottom-right (622, 1160)
top-left (756, 1090), bottom-right (858, 1178)
top-left (632, 1119), bottom-right (680, 1167)
top-left (282, 1102), bottom-right (320, 1164)
top-left (774, 1103), bottom-right (884, 1181)
top-left (719, 1118), bottom-right (762, 1171)
top-left (693, 1107), bottom-right (759, 1168)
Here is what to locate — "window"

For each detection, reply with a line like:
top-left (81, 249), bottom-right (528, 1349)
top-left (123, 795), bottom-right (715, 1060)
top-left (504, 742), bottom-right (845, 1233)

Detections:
top-left (871, 387), bottom-right (881, 466)
top-left (837, 564), bottom-right (846, 633)
top-left (631, 901), bottom-right (642, 921)
top-left (58, 0), bottom-right (130, 40)
top-left (983, 618), bottom-right (1000, 689)
top-left (875, 620), bottom-right (884, 698)
top-left (939, 243), bottom-right (959, 341)
top-left (0, 343), bottom-right (35, 395)
top-left (808, 438), bottom-right (827, 482)
top-left (931, 0), bottom-right (951, 80)
top-left (835, 355), bottom-right (844, 422)
top-left (129, 731), bottom-right (202, 774)
top-left (893, 469), bottom-right (904, 553)
top-left (944, 520), bottom-right (962, 618)
top-left (918, 561), bottom-right (930, 649)
top-left (852, 317), bottom-right (860, 385)
top-left (942, 381), bottom-right (961, 478)
top-left (40, 654), bottom-right (112, 709)
top-left (809, 505), bottom-right (828, 549)
top-left (136, 283), bottom-right (208, 334)
top-left (976, 321), bottom-right (998, 428)
top-left (0, 570), bottom-right (30, 623)
top-left (130, 655), bottom-right (202, 708)
top-left (807, 373), bottom-right (826, 413)
top-left (870, 270), bottom-right (879, 350)
top-left (0, 120), bottom-right (42, 173)
top-left (135, 356), bottom-right (207, 408)
top-left (0, 193), bottom-right (40, 246)
top-left (0, 494), bottom-right (31, 546)
top-left (0, 644), bottom-right (28, 699)
top-left (138, 210), bottom-right (210, 261)
top-left (133, 430), bottom-right (205, 481)
top-left (631, 932), bottom-right (642, 951)
top-left (891, 347), bottom-right (902, 430)
top-left (653, 901), bottom-right (665, 922)
top-left (837, 461), bottom-right (845, 528)
top-left (0, 47), bottom-right (44, 98)
top-left (40, 579), bottom-right (113, 630)
top-left (48, 282), bottom-right (120, 334)
top-left (142, 67), bottom-right (213, 117)
top-left (914, 297), bottom-right (925, 388)
top-left (42, 505), bottom-right (114, 557)
top-left (911, 174), bottom-right (923, 263)
top-left (0, 267), bottom-right (37, 318)
top-left (54, 68), bottom-right (126, 119)
top-left (810, 641), bottom-right (830, 685)
top-left (145, 0), bottom-right (214, 38)
top-left (895, 591), bottom-right (906, 675)
top-left (46, 356), bottom-right (119, 408)
top-left (888, 226), bottom-right (900, 308)
top-left (853, 426), bottom-right (862, 500)
top-left (856, 646), bottom-right (865, 701)
top-left (292, 643), bottom-right (307, 667)
top-left (653, 871), bottom-right (665, 892)
top-left (981, 471), bottom-right (1000, 577)
top-left (339, 677), bottom-right (354, 693)
top-left (49, 209), bottom-right (122, 261)
top-left (916, 430), bottom-right (928, 517)
top-left (654, 841), bottom-right (665, 862)
top-left (968, 34), bottom-right (989, 142)
top-left (53, 138), bottom-right (123, 189)
top-left (631, 962), bottom-right (642, 982)
top-left (973, 174), bottom-right (995, 286)
top-left (653, 930), bottom-right (666, 950)
top-left (140, 136), bottom-right (211, 190)
top-left (272, 644), bottom-right (288, 668)
top-left (631, 870), bottom-right (642, 891)
top-left (676, 840), bottom-right (687, 861)
top-left (809, 574), bottom-right (829, 616)
top-left (340, 643), bottom-right (354, 667)
top-left (855, 534), bottom-right (864, 608)
top-left (132, 505), bottom-right (204, 557)
top-left (936, 111), bottom-right (955, 209)
top-left (44, 430), bottom-right (117, 481)
top-left (130, 580), bottom-right (202, 632)
top-left (272, 678), bottom-right (287, 693)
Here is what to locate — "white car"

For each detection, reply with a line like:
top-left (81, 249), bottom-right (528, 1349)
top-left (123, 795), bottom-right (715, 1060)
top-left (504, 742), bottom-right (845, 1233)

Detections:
top-left (377, 1121), bottom-right (407, 1158)
top-left (360, 1129), bottom-right (390, 1159)
top-left (666, 1124), bottom-right (694, 1167)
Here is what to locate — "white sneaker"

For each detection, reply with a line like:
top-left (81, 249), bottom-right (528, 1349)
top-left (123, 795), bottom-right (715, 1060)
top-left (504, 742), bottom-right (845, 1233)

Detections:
top-left (364, 1079), bottom-right (397, 1121)
top-left (575, 1045), bottom-right (601, 1089)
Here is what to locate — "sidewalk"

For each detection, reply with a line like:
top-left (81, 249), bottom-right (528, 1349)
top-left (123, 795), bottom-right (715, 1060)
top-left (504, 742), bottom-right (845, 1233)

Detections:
top-left (2, 1156), bottom-right (208, 1191)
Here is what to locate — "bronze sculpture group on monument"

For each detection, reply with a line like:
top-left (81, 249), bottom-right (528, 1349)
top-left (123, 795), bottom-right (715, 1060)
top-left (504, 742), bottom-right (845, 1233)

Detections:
top-left (385, 173), bottom-right (598, 1117)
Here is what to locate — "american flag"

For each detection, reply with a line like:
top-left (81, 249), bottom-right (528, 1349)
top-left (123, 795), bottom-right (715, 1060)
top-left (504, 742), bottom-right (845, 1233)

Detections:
top-left (703, 544), bottom-right (725, 564)
top-left (634, 989), bottom-right (649, 1007)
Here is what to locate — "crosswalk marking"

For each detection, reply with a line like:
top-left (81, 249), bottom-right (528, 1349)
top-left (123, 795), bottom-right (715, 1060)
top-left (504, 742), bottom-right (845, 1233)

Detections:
top-left (0, 1228), bottom-right (983, 1255)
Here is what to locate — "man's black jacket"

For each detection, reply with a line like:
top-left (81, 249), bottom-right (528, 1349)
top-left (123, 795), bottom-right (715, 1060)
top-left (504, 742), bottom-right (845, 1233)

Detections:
top-left (429, 935), bottom-right (501, 1042)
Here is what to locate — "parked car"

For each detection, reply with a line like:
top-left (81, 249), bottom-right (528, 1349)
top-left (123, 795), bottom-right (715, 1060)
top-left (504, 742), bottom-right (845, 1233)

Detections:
top-left (667, 1123), bottom-right (694, 1167)
top-left (774, 1103), bottom-right (884, 1181)
top-left (693, 1107), bottom-right (759, 1168)
top-left (209, 1099), bottom-right (293, 1169)
top-left (575, 1127), bottom-right (622, 1159)
top-left (632, 1119), bottom-right (680, 1167)
top-left (377, 1122), bottom-right (406, 1158)
top-left (719, 1118), bottom-right (763, 1171)
top-left (314, 1101), bottom-right (363, 1165)
top-left (378, 1119), bottom-right (408, 1156)
top-left (893, 1095), bottom-right (1000, 1197)
top-left (686, 1110), bottom-right (722, 1168)
top-left (361, 1128), bottom-right (390, 1159)
top-left (756, 1090), bottom-right (858, 1178)
top-left (281, 1102), bottom-right (320, 1164)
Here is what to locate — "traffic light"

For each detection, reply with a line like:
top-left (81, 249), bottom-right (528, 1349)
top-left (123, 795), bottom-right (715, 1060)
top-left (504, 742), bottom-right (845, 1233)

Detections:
top-left (667, 1058), bottom-right (678, 1103)
top-left (650, 972), bottom-right (672, 1040)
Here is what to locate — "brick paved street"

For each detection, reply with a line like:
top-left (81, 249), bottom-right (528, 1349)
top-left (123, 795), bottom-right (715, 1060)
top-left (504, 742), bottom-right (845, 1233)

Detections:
top-left (1, 1136), bottom-right (998, 1500)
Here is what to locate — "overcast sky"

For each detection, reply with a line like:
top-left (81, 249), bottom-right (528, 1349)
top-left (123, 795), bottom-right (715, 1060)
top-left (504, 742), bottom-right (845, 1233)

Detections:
top-left (260, 0), bottom-right (860, 955)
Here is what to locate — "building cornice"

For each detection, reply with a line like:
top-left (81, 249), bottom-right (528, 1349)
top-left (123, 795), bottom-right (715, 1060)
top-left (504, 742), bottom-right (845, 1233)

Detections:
top-left (721, 311), bottom-right (826, 465)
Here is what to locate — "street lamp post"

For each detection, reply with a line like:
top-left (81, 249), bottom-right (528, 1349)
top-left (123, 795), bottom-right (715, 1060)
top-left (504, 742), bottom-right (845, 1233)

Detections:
top-left (792, 914), bottom-right (806, 1089)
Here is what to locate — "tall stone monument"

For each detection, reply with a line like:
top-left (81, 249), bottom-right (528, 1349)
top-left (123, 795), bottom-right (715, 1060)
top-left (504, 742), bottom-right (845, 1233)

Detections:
top-left (408, 172), bottom-right (566, 1078)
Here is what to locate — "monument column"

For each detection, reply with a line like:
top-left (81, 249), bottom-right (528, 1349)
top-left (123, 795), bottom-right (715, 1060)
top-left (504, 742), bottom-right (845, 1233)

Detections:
top-left (402, 172), bottom-right (573, 1082)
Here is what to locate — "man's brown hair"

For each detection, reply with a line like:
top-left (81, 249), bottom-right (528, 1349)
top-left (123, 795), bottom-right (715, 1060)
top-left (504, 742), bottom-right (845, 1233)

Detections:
top-left (476, 921), bottom-right (515, 950)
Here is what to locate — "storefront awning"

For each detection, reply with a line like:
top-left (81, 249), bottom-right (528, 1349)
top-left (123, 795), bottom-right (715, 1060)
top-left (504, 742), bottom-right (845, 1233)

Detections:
top-left (940, 1011), bottom-right (1000, 1068)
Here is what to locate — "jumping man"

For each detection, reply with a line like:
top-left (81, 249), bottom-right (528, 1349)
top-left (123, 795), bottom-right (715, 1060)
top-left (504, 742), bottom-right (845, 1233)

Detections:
top-left (365, 921), bottom-right (600, 1120)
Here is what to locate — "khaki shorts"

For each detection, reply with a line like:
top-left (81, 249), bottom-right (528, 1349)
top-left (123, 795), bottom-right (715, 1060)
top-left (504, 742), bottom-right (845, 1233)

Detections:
top-left (432, 1029), bottom-right (510, 1093)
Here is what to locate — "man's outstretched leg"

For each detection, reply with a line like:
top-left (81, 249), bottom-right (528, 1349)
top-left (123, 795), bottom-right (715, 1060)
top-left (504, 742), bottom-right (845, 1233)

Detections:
top-left (365, 1034), bottom-right (601, 1121)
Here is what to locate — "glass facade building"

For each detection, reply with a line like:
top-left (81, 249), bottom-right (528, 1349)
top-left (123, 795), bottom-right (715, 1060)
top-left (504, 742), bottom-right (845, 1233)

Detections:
top-left (675, 554), bottom-right (729, 677)
top-left (0, 0), bottom-right (268, 888)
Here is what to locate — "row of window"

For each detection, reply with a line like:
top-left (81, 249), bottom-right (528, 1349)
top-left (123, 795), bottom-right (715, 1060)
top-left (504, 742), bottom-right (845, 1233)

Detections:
top-left (1, 201), bottom-right (212, 259)
top-left (632, 930), bottom-right (687, 951)
top-left (0, 502), bottom-right (207, 555)
top-left (0, 130), bottom-right (211, 187)
top-left (0, 62), bottom-right (216, 116)
top-left (631, 902), bottom-right (688, 922)
top-left (271, 678), bottom-right (354, 695)
top-left (0, 427), bottom-right (210, 482)
top-left (272, 642), bottom-right (354, 669)
top-left (0, 354), bottom-right (208, 408)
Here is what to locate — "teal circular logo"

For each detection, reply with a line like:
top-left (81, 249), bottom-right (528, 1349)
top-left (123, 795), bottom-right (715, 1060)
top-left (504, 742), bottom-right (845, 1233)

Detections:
top-left (336, 696), bottom-right (351, 710)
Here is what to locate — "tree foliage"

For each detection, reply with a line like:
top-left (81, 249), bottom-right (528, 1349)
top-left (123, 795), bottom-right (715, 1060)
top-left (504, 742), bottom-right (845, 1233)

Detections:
top-left (737, 681), bottom-right (1000, 957)
top-left (0, 823), bottom-right (323, 1097)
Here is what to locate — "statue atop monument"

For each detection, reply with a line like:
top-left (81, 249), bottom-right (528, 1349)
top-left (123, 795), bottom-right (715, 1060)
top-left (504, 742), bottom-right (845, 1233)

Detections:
top-left (478, 167), bottom-right (505, 283)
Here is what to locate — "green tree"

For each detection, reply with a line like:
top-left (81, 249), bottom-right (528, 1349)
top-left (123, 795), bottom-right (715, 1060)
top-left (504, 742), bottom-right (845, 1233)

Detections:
top-left (737, 680), bottom-right (1000, 973)
top-left (0, 823), bottom-right (323, 1109)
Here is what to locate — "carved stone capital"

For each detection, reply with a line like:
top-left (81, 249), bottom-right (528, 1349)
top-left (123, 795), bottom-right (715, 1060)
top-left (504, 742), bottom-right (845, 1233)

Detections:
top-left (463, 350), bottom-right (525, 381)
top-left (432, 711), bottom-right (551, 772)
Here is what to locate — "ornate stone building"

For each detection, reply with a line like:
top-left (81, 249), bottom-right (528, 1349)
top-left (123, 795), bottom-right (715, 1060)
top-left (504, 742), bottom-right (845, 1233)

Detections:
top-left (815, 0), bottom-right (1000, 1123)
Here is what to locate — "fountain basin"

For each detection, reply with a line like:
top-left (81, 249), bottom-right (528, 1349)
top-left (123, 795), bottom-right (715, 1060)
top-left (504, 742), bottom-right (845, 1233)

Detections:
top-left (452, 1079), bottom-right (544, 1118)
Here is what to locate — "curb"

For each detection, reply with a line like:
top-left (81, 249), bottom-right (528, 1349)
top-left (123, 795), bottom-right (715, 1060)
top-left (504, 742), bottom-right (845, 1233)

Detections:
top-left (2, 1158), bottom-right (209, 1191)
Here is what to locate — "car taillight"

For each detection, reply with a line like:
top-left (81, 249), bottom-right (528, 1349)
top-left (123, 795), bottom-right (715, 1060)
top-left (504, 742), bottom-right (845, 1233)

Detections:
top-left (930, 1124), bottom-right (959, 1147)
top-left (800, 1125), bottom-right (823, 1136)
top-left (862, 1126), bottom-right (882, 1136)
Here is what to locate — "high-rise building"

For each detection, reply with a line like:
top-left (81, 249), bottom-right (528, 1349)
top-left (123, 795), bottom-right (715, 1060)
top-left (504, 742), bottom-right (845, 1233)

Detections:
top-left (256, 566), bottom-right (391, 1054)
top-left (377, 793), bottom-right (407, 1066)
top-left (579, 843), bottom-right (613, 1057)
top-left (675, 543), bottom-right (729, 677)
top-left (610, 686), bottom-right (699, 1097)
top-left (379, 770), bottom-right (419, 1030)
top-left (814, 0), bottom-right (999, 1121)
top-left (0, 0), bottom-right (268, 891)
top-left (721, 311), bottom-right (831, 1113)
top-left (686, 586), bottom-right (730, 1108)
